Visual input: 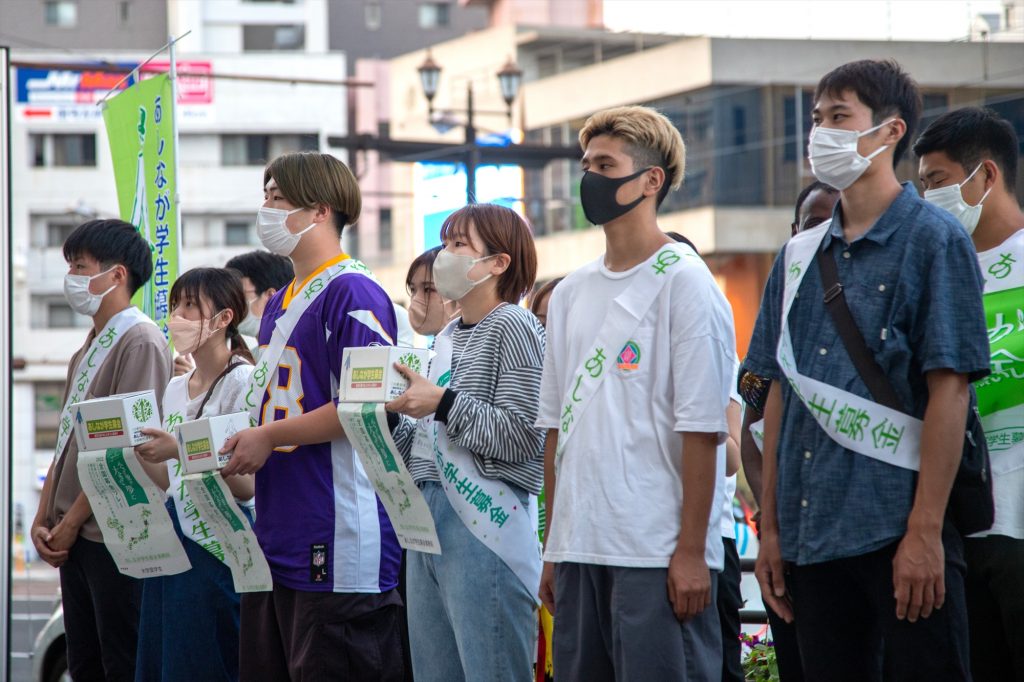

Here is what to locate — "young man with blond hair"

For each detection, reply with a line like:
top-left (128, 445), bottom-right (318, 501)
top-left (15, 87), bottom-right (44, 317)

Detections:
top-left (537, 105), bottom-right (736, 679)
top-left (220, 151), bottom-right (404, 680)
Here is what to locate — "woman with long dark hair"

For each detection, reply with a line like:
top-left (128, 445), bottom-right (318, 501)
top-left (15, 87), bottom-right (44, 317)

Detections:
top-left (133, 267), bottom-right (255, 681)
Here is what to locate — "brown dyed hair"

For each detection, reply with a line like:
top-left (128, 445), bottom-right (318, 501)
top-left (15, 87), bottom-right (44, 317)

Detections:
top-left (263, 152), bottom-right (362, 236)
top-left (439, 204), bottom-right (537, 304)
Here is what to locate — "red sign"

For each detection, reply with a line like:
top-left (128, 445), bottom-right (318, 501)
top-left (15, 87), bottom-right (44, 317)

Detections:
top-left (145, 60), bottom-right (213, 105)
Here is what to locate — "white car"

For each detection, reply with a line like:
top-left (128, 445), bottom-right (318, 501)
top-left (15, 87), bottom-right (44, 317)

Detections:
top-left (31, 594), bottom-right (68, 682)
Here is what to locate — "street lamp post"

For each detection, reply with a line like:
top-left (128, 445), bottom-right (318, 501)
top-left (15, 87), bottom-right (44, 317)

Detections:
top-left (417, 52), bottom-right (523, 204)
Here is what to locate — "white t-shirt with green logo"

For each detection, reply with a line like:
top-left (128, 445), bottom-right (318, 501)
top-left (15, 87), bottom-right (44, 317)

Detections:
top-left (537, 254), bottom-right (736, 570)
top-left (972, 228), bottom-right (1024, 540)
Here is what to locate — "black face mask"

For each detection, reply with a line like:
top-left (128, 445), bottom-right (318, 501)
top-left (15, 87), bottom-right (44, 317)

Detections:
top-left (579, 167), bottom-right (652, 226)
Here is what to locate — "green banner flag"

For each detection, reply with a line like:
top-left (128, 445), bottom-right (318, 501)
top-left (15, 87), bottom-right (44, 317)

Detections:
top-left (102, 73), bottom-right (178, 339)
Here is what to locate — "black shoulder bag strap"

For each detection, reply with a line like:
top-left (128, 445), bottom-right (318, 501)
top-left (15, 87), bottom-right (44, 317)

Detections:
top-left (195, 360), bottom-right (245, 419)
top-left (817, 240), bottom-right (994, 535)
top-left (816, 243), bottom-right (904, 412)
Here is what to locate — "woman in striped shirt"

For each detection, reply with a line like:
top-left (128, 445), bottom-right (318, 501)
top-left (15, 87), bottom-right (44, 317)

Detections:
top-left (388, 203), bottom-right (545, 682)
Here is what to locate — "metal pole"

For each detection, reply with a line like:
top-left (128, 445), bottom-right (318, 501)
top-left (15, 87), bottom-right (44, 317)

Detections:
top-left (0, 44), bottom-right (12, 682)
top-left (95, 30), bottom-right (192, 106)
top-left (169, 34), bottom-right (183, 279)
top-left (465, 82), bottom-right (478, 204)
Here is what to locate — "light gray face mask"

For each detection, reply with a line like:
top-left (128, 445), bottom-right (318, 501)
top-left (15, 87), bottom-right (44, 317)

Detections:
top-left (237, 297), bottom-right (261, 337)
top-left (923, 163), bottom-right (991, 236)
top-left (807, 119), bottom-right (894, 190)
top-left (431, 249), bottom-right (496, 302)
top-left (63, 266), bottom-right (117, 317)
top-left (257, 206), bottom-right (316, 256)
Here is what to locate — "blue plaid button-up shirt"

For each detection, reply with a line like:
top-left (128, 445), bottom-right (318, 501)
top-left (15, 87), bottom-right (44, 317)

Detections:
top-left (745, 183), bottom-right (990, 565)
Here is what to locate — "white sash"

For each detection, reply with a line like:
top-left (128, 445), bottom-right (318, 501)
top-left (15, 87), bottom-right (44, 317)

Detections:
top-left (161, 376), bottom-right (225, 553)
top-left (163, 371), bottom-right (273, 591)
top-left (779, 222), bottom-right (922, 470)
top-left (55, 307), bottom-right (154, 464)
top-left (242, 258), bottom-right (375, 423)
top-left (749, 417), bottom-right (766, 453)
top-left (554, 244), bottom-right (702, 459)
top-left (409, 322), bottom-right (542, 601)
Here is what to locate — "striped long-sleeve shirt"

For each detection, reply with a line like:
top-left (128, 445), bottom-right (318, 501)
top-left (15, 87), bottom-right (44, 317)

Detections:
top-left (393, 303), bottom-right (546, 495)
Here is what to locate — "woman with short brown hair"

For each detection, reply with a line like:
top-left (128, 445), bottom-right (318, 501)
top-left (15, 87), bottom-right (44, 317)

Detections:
top-left (387, 203), bottom-right (546, 682)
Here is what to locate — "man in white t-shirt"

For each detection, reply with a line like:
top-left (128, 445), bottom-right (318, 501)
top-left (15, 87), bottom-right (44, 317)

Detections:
top-left (537, 105), bottom-right (736, 680)
top-left (915, 106), bottom-right (1024, 681)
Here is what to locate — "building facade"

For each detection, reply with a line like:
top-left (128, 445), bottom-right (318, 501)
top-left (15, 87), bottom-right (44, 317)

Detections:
top-left (361, 28), bottom-right (1024, 361)
top-left (7, 0), bottom-right (346, 550)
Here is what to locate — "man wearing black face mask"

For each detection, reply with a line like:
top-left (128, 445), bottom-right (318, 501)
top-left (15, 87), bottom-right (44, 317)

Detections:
top-left (536, 106), bottom-right (737, 680)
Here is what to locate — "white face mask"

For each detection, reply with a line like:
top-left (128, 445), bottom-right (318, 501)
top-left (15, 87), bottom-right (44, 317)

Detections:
top-left (923, 163), bottom-right (991, 236)
top-left (237, 297), bottom-right (261, 337)
top-left (257, 206), bottom-right (316, 256)
top-left (63, 266), bottom-right (118, 317)
top-left (432, 249), bottom-right (496, 302)
top-left (808, 119), bottom-right (895, 190)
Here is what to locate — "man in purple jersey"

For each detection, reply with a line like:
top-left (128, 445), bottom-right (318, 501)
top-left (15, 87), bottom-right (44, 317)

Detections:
top-left (221, 152), bottom-right (404, 681)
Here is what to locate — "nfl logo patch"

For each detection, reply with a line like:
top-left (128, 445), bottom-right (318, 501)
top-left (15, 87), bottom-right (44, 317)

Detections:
top-left (616, 340), bottom-right (641, 371)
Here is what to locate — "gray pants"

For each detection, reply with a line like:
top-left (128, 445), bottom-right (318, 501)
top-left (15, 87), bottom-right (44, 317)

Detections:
top-left (553, 562), bottom-right (722, 682)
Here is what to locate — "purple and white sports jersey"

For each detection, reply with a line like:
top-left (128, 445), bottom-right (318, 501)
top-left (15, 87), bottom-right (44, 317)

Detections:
top-left (255, 258), bottom-right (401, 593)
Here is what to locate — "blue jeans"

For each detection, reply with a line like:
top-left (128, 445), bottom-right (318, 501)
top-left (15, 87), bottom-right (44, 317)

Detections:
top-left (406, 481), bottom-right (536, 682)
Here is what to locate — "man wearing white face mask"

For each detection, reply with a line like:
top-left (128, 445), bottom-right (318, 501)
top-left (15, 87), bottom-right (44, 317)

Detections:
top-left (915, 106), bottom-right (1024, 680)
top-left (225, 250), bottom-right (295, 343)
top-left (31, 219), bottom-right (171, 682)
top-left (217, 152), bottom-right (405, 681)
top-left (747, 60), bottom-right (990, 681)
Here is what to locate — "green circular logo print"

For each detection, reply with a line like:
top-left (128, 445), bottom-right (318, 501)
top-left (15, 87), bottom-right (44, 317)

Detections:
top-left (399, 352), bottom-right (422, 374)
top-left (132, 398), bottom-right (154, 423)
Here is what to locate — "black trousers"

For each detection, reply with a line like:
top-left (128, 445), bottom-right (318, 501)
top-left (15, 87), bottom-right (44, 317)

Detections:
top-left (789, 525), bottom-right (970, 682)
top-left (59, 537), bottom-right (141, 682)
top-left (240, 583), bottom-right (405, 681)
top-left (765, 594), bottom-right (804, 682)
top-left (963, 535), bottom-right (1024, 681)
top-left (717, 538), bottom-right (744, 682)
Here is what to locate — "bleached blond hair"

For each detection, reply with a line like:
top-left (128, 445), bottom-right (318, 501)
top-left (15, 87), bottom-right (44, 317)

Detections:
top-left (579, 106), bottom-right (686, 204)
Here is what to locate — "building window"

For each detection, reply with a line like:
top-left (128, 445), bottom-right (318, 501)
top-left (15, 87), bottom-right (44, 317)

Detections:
top-left (242, 24), bottom-right (305, 51)
top-left (35, 382), bottom-right (66, 450)
top-left (47, 220), bottom-right (77, 247)
top-left (732, 106), bottom-right (747, 147)
top-left (225, 220), bottom-right (252, 246)
top-left (221, 133), bottom-right (318, 166)
top-left (783, 90), bottom-right (814, 162)
top-left (48, 301), bottom-right (77, 328)
top-left (29, 133), bottom-right (96, 167)
top-left (31, 295), bottom-right (89, 329)
top-left (31, 134), bottom-right (46, 167)
top-left (44, 0), bottom-right (77, 27)
top-left (378, 208), bottom-right (392, 252)
top-left (365, 2), bottom-right (382, 30)
top-left (222, 135), bottom-right (269, 166)
top-left (419, 2), bottom-right (450, 28)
